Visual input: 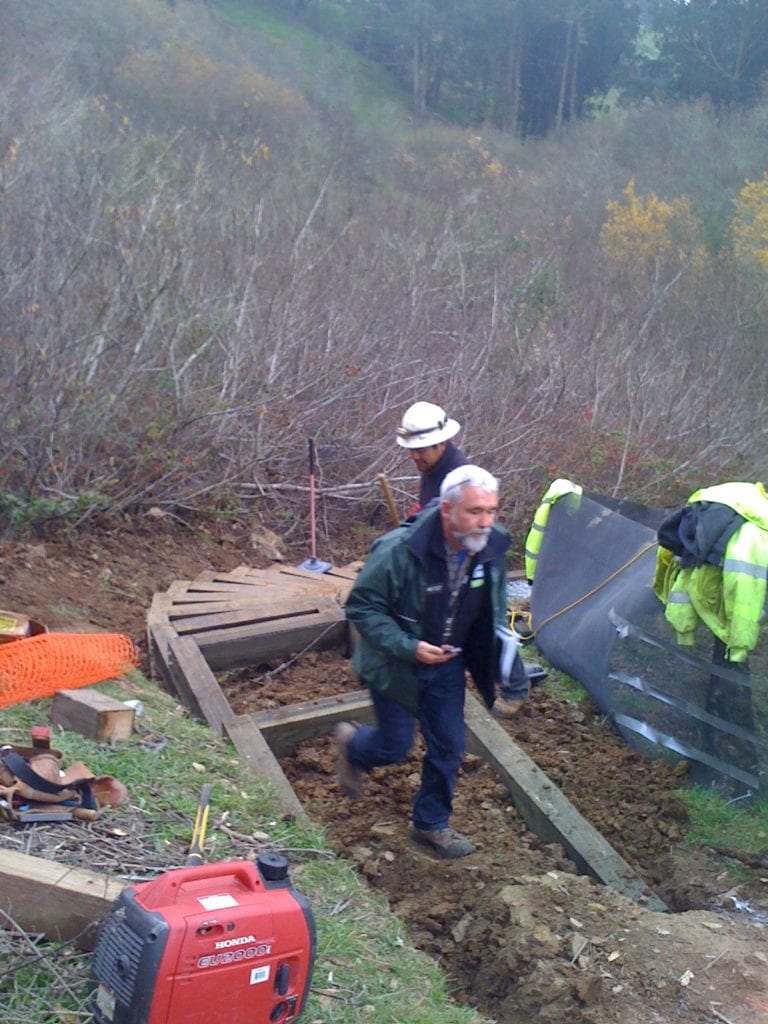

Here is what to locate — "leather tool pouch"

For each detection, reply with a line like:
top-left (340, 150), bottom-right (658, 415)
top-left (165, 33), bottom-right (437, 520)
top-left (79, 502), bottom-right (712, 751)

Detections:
top-left (0, 745), bottom-right (98, 821)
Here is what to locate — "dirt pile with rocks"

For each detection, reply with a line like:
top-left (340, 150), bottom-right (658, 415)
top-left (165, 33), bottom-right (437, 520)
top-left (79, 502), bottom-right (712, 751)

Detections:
top-left (226, 650), bottom-right (768, 1024)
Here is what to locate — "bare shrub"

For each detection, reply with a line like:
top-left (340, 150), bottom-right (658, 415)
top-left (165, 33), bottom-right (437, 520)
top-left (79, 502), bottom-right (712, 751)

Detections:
top-left (2, 1), bottom-right (768, 545)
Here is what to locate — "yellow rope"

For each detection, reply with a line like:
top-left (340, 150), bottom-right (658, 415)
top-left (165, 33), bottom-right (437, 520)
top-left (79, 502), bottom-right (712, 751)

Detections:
top-left (527, 540), bottom-right (659, 640)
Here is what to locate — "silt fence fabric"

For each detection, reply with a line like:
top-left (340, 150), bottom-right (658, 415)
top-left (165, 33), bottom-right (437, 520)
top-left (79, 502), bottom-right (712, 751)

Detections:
top-left (529, 493), bottom-right (767, 799)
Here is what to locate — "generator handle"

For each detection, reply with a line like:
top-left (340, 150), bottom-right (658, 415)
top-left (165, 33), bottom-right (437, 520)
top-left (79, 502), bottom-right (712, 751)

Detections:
top-left (138, 859), bottom-right (259, 908)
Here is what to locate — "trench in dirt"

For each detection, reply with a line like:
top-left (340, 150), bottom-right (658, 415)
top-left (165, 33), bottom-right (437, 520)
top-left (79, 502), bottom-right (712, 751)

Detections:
top-left (216, 650), bottom-right (768, 1024)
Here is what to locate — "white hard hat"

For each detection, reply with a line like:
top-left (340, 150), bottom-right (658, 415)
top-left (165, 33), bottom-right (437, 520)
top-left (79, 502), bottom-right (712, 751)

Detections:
top-left (396, 402), bottom-right (461, 449)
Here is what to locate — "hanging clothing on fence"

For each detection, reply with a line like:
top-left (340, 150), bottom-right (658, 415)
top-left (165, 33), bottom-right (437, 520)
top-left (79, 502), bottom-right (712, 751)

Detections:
top-left (654, 481), bottom-right (768, 662)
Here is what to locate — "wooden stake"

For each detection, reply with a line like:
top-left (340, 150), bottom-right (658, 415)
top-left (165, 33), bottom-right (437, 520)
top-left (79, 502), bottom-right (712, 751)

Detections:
top-left (377, 472), bottom-right (400, 527)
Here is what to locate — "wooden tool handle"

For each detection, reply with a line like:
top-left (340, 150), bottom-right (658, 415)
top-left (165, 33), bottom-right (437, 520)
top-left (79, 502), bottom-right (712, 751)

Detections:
top-left (377, 473), bottom-right (400, 528)
top-left (187, 783), bottom-right (213, 866)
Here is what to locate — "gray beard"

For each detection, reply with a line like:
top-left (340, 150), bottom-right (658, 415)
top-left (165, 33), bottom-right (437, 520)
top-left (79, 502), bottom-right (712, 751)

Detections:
top-left (459, 530), bottom-right (491, 554)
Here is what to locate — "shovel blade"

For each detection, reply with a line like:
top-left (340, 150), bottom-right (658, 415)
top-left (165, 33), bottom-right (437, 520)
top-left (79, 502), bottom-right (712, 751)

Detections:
top-left (298, 557), bottom-right (332, 574)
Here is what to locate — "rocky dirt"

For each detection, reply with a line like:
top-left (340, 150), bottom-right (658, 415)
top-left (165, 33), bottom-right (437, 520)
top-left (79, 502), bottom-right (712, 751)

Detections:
top-left (2, 517), bottom-right (768, 1024)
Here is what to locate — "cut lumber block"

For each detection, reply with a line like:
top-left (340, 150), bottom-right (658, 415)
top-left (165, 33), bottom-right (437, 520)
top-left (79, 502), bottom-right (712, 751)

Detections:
top-left (51, 687), bottom-right (134, 742)
top-left (0, 848), bottom-right (123, 949)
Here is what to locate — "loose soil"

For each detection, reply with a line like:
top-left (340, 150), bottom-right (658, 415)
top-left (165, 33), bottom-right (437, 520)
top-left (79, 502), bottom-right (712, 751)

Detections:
top-left (2, 518), bottom-right (767, 1024)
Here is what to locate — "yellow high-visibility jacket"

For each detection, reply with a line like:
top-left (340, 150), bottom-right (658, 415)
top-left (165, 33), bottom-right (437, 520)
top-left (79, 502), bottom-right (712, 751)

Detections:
top-left (654, 482), bottom-right (768, 661)
top-left (524, 479), bottom-right (582, 583)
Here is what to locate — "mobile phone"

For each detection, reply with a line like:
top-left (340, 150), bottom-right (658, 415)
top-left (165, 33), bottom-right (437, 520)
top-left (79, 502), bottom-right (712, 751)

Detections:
top-left (443, 645), bottom-right (462, 654)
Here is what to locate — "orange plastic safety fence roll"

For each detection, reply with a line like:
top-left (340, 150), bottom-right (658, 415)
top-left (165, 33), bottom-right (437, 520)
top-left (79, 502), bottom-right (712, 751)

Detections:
top-left (0, 633), bottom-right (140, 710)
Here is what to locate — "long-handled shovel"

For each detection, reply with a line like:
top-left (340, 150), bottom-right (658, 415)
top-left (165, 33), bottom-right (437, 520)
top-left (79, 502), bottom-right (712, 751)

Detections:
top-left (299, 437), bottom-right (332, 573)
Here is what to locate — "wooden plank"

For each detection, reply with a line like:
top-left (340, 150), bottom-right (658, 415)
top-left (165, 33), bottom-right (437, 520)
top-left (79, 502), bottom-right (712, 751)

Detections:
top-left (51, 688), bottom-right (135, 741)
top-left (194, 610), bottom-right (348, 671)
top-left (0, 848), bottom-right (124, 949)
top-left (191, 569), bottom-right (220, 582)
top-left (166, 597), bottom-right (323, 618)
top-left (166, 591), bottom-right (275, 608)
top-left (177, 584), bottom-right (338, 604)
top-left (235, 565), bottom-right (344, 596)
top-left (252, 690), bottom-right (377, 756)
top-left (261, 565), bottom-right (353, 595)
top-left (147, 618), bottom-right (178, 697)
top-left (183, 580), bottom-right (310, 599)
top-left (166, 635), bottom-right (236, 736)
top-left (264, 563), bottom-right (358, 584)
top-left (187, 571), bottom-right (316, 592)
top-left (188, 567), bottom-right (345, 601)
top-left (336, 560), bottom-right (364, 577)
top-left (171, 599), bottom-right (332, 636)
top-left (463, 695), bottom-right (667, 911)
top-left (224, 716), bottom-right (305, 819)
top-left (147, 592), bottom-right (171, 625)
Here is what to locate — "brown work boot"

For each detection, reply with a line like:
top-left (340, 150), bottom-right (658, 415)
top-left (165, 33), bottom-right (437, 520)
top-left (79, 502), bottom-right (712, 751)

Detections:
top-left (492, 695), bottom-right (527, 718)
top-left (410, 825), bottom-right (474, 859)
top-left (333, 722), bottom-right (363, 799)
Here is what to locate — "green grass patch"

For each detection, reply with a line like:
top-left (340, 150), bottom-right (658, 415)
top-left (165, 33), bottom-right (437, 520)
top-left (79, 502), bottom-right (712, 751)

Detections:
top-left (535, 657), bottom-right (591, 705)
top-left (679, 786), bottom-right (768, 853)
top-left (212, 0), bottom-right (411, 129)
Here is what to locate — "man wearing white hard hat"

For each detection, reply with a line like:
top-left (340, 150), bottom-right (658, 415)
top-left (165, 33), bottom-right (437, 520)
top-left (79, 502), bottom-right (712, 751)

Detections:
top-left (396, 401), bottom-right (468, 513)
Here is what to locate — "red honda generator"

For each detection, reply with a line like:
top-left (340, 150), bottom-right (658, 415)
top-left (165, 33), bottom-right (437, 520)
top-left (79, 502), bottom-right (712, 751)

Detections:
top-left (91, 853), bottom-right (315, 1024)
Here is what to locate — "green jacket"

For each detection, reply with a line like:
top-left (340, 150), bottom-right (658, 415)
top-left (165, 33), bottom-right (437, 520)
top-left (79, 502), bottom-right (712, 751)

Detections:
top-left (344, 508), bottom-right (510, 715)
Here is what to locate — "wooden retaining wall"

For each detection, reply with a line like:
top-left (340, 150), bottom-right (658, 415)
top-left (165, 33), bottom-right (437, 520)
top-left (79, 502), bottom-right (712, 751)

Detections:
top-left (147, 562), bottom-right (666, 912)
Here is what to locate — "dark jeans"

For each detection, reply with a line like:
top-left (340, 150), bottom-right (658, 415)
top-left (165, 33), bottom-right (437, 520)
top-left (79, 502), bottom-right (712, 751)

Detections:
top-left (347, 658), bottom-right (467, 831)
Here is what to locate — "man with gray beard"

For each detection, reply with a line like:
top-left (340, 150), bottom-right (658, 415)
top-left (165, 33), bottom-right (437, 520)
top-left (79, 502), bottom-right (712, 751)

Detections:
top-left (336, 466), bottom-right (513, 859)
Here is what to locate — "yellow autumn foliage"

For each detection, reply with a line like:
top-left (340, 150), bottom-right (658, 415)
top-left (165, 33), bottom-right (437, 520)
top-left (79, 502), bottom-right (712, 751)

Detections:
top-left (733, 173), bottom-right (768, 271)
top-left (600, 180), bottom-right (703, 275)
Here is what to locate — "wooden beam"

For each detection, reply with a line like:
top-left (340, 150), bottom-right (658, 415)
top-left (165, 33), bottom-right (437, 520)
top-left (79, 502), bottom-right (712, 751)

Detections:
top-left (170, 598), bottom-right (334, 636)
top-left (166, 635), bottom-right (236, 736)
top-left (463, 695), bottom-right (667, 911)
top-left (224, 716), bottom-right (305, 819)
top-left (194, 610), bottom-right (347, 671)
top-left (234, 565), bottom-right (347, 597)
top-left (146, 609), bottom-right (177, 697)
top-left (185, 579), bottom-right (280, 594)
top-left (169, 595), bottom-right (262, 609)
top-left (252, 690), bottom-right (377, 757)
top-left (165, 597), bottom-right (320, 619)
top-left (268, 568), bottom-right (353, 601)
top-left (333, 560), bottom-right (365, 577)
top-left (0, 848), bottom-right (123, 949)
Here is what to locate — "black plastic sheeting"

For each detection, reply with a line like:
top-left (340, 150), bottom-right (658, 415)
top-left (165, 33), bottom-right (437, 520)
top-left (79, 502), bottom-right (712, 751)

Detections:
top-left (529, 491), bottom-right (767, 799)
